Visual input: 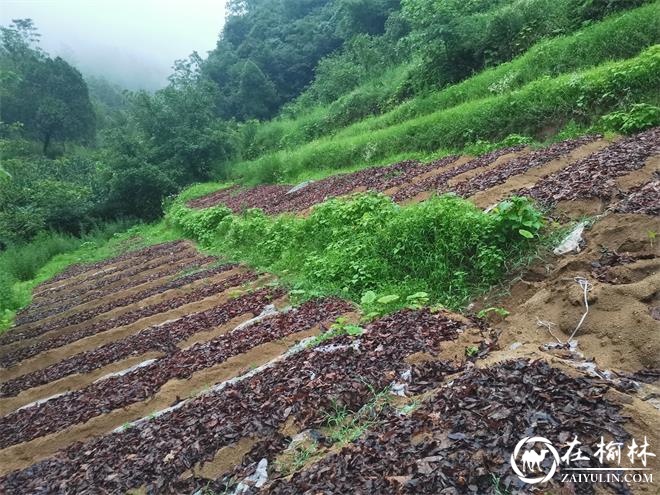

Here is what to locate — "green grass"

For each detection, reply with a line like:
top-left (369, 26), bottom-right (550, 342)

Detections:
top-left (226, 45), bottom-right (660, 184)
top-left (224, 2), bottom-right (659, 176)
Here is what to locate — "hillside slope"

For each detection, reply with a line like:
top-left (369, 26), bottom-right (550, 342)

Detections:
top-left (0, 127), bottom-right (657, 494)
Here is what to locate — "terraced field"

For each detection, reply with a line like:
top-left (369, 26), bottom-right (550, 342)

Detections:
top-left (1, 128), bottom-right (658, 494)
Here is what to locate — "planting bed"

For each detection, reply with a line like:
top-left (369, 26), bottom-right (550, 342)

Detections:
top-left (2, 260), bottom-right (233, 345)
top-left (615, 178), bottom-right (659, 215)
top-left (0, 298), bottom-right (350, 448)
top-left (523, 127), bottom-right (660, 206)
top-left (31, 240), bottom-right (189, 297)
top-left (188, 158), bottom-right (458, 215)
top-left (450, 135), bottom-right (599, 198)
top-left (390, 145), bottom-right (525, 203)
top-left (263, 359), bottom-right (629, 495)
top-left (22, 244), bottom-right (200, 322)
top-left (0, 287), bottom-right (282, 398)
top-left (0, 271), bottom-right (257, 368)
top-left (0, 309), bottom-right (474, 492)
top-left (13, 250), bottom-right (212, 328)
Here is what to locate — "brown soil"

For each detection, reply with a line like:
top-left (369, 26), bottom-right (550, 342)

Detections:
top-left (0, 351), bottom-right (164, 415)
top-left (180, 436), bottom-right (260, 481)
top-left (481, 213), bottom-right (660, 373)
top-left (615, 154), bottom-right (660, 191)
top-left (0, 268), bottom-right (244, 357)
top-left (0, 285), bottom-right (255, 381)
top-left (469, 139), bottom-right (612, 208)
top-left (0, 324), bottom-right (328, 476)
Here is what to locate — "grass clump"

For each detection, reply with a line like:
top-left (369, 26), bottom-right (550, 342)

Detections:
top-left (168, 191), bottom-right (545, 311)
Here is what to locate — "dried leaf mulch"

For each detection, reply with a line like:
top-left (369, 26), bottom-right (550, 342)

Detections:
top-left (3, 259), bottom-right (229, 344)
top-left (0, 308), bottom-right (469, 494)
top-left (0, 271), bottom-right (258, 369)
top-left (450, 135), bottom-right (599, 198)
top-left (390, 146), bottom-right (526, 203)
top-left (22, 241), bottom-right (195, 316)
top-left (31, 240), bottom-right (189, 291)
top-left (523, 127), bottom-right (660, 206)
top-left (13, 251), bottom-right (215, 329)
top-left (0, 298), bottom-right (351, 448)
top-left (264, 159), bottom-right (443, 215)
top-left (266, 359), bottom-right (630, 495)
top-left (0, 287), bottom-right (282, 398)
top-left (614, 178), bottom-right (660, 216)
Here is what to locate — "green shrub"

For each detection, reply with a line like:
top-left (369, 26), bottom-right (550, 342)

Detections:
top-left (599, 103), bottom-right (660, 134)
top-left (167, 192), bottom-right (544, 310)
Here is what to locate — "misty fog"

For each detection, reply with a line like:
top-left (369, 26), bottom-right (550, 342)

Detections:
top-left (0, 0), bottom-right (227, 90)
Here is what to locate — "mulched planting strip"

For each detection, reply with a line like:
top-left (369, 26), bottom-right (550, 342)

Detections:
top-left (186, 185), bottom-right (242, 209)
top-left (0, 298), bottom-right (351, 448)
top-left (14, 251), bottom-right (214, 327)
top-left (523, 127), bottom-right (660, 205)
top-left (23, 244), bottom-right (198, 316)
top-left (187, 159), bottom-right (458, 215)
top-left (614, 177), bottom-right (660, 215)
top-left (450, 135), bottom-right (599, 198)
top-left (0, 271), bottom-right (257, 369)
top-left (220, 184), bottom-right (293, 213)
top-left (32, 240), bottom-right (189, 295)
top-left (390, 146), bottom-right (525, 203)
top-left (264, 159), bottom-right (434, 215)
top-left (264, 359), bottom-right (629, 495)
top-left (2, 260), bottom-right (231, 346)
top-left (0, 287), bottom-right (282, 398)
top-left (0, 309), bottom-right (467, 493)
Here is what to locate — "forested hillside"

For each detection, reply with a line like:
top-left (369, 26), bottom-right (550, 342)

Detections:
top-left (1, 0), bottom-right (659, 322)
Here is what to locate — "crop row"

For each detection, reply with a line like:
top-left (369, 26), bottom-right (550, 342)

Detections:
top-left (450, 135), bottom-right (599, 198)
top-left (188, 157), bottom-right (459, 214)
top-left (32, 240), bottom-right (189, 295)
top-left (390, 146), bottom-right (525, 202)
top-left (2, 261), bottom-right (234, 346)
top-left (0, 287), bottom-right (282, 398)
top-left (0, 308), bottom-right (467, 493)
top-left (0, 298), bottom-right (351, 448)
top-left (28, 242), bottom-right (196, 314)
top-left (14, 251), bottom-right (214, 327)
top-left (525, 127), bottom-right (659, 205)
top-left (0, 271), bottom-right (258, 368)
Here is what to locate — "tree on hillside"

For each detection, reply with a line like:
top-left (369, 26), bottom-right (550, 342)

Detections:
top-left (235, 60), bottom-right (278, 120)
top-left (0, 19), bottom-right (95, 154)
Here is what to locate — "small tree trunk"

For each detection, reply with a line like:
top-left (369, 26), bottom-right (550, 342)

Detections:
top-left (42, 132), bottom-right (51, 155)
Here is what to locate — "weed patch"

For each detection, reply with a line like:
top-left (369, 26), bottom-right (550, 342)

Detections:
top-left (168, 191), bottom-right (545, 311)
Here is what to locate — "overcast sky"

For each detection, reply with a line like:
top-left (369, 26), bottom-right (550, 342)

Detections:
top-left (1, 0), bottom-right (227, 90)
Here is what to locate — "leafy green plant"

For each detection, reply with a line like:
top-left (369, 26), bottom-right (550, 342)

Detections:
top-left (477, 307), bottom-right (510, 319)
top-left (169, 192), bottom-right (546, 313)
top-left (306, 317), bottom-right (365, 348)
top-left (648, 230), bottom-right (657, 247)
top-left (600, 104), bottom-right (660, 134)
top-left (465, 345), bottom-right (480, 357)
